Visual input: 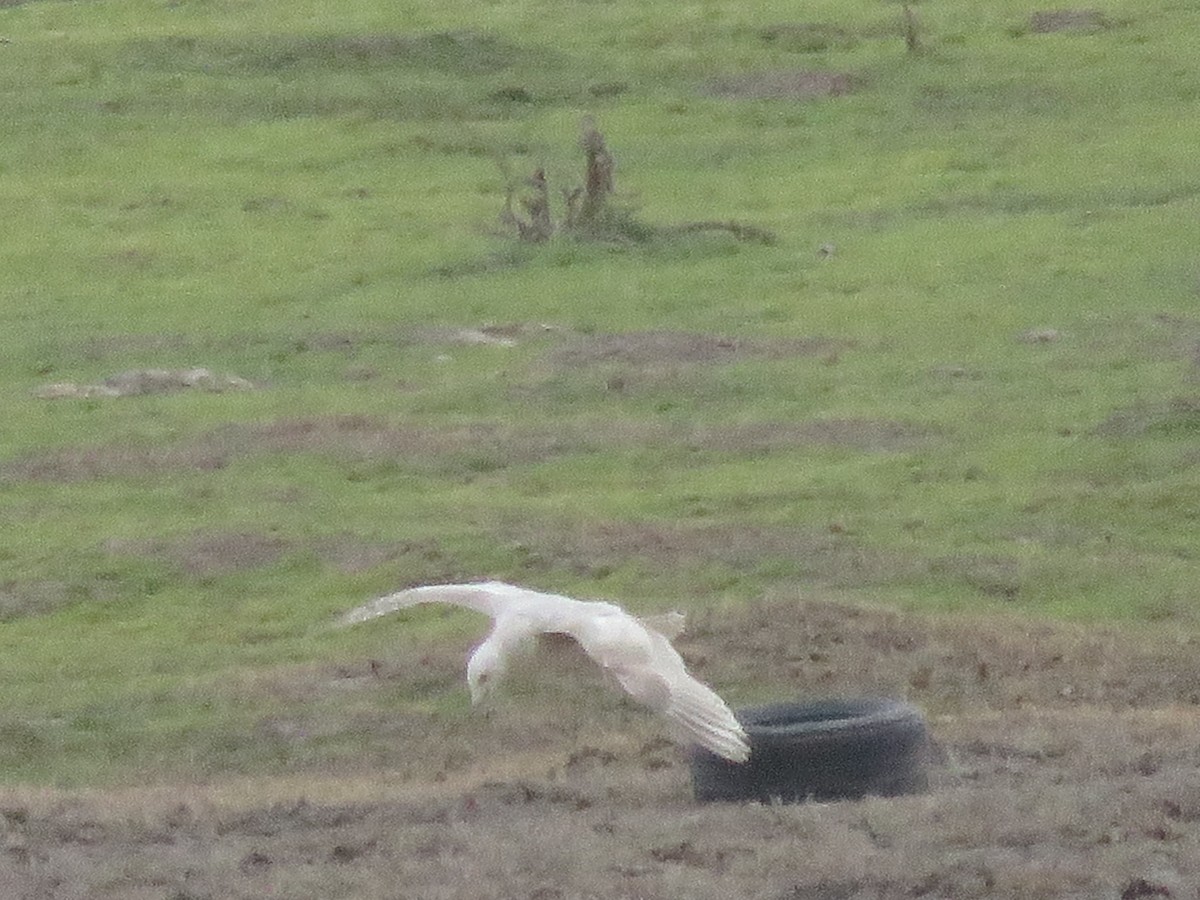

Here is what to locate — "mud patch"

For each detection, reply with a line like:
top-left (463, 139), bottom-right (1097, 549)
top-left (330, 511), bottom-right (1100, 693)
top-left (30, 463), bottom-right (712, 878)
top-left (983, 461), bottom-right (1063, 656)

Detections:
top-left (703, 70), bottom-right (856, 101)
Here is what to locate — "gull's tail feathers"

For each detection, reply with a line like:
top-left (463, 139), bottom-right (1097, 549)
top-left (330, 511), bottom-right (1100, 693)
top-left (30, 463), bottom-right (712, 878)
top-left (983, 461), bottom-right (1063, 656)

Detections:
top-left (335, 581), bottom-right (507, 628)
top-left (666, 677), bottom-right (751, 763)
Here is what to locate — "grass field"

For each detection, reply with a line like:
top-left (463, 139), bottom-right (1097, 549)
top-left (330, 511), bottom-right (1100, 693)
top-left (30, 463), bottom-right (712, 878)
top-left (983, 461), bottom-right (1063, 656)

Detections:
top-left (1, 0), bottom-right (1199, 894)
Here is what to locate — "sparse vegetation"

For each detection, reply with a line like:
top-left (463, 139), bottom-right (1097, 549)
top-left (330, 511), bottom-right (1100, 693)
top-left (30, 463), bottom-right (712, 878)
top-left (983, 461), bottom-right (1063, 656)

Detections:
top-left (1, 0), bottom-right (1199, 894)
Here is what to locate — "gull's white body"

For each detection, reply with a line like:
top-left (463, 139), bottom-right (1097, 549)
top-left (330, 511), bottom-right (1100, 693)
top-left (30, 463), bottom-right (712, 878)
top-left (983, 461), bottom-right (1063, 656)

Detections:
top-left (338, 581), bottom-right (750, 763)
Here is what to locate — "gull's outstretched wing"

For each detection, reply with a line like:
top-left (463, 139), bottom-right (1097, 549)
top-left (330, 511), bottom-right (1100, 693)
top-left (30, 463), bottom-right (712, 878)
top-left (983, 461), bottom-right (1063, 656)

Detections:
top-left (604, 627), bottom-right (750, 763)
top-left (638, 610), bottom-right (686, 640)
top-left (336, 581), bottom-right (749, 762)
top-left (337, 581), bottom-right (623, 639)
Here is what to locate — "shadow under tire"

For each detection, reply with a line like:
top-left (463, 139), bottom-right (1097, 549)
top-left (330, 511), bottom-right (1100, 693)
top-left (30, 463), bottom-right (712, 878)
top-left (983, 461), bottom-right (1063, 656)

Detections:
top-left (691, 697), bottom-right (930, 804)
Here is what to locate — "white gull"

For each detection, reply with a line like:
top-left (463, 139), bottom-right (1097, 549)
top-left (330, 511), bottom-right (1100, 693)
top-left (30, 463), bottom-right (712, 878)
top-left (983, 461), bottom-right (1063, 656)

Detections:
top-left (337, 581), bottom-right (750, 763)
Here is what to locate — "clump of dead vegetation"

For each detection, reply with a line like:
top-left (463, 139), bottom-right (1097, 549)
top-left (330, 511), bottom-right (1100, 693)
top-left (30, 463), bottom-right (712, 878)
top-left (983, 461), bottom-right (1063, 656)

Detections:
top-left (32, 367), bottom-right (255, 400)
top-left (499, 117), bottom-right (776, 248)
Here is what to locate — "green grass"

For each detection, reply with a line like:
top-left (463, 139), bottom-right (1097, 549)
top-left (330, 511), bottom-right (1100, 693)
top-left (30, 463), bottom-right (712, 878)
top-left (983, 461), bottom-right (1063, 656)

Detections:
top-left (1, 0), bottom-right (1198, 785)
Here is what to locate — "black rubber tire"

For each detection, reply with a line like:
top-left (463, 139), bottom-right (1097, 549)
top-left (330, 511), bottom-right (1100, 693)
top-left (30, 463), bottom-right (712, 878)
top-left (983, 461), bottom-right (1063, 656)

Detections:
top-left (691, 697), bottom-right (930, 804)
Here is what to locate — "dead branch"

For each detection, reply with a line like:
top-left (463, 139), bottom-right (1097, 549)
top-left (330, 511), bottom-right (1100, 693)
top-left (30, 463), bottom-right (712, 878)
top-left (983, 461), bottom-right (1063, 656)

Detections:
top-left (500, 167), bottom-right (554, 242)
top-left (576, 115), bottom-right (616, 226)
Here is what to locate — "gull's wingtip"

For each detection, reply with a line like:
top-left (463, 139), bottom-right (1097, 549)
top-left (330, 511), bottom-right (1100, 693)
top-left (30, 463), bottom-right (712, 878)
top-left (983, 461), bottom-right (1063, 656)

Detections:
top-left (333, 589), bottom-right (426, 628)
top-left (696, 723), bottom-right (751, 763)
top-left (333, 580), bottom-right (516, 628)
top-left (725, 734), bottom-right (752, 764)
top-left (333, 601), bottom-right (385, 629)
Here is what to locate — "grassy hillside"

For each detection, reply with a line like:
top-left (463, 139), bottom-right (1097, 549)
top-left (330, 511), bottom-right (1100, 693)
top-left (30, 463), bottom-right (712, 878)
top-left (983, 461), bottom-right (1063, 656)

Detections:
top-left (1, 0), bottom-right (1198, 785)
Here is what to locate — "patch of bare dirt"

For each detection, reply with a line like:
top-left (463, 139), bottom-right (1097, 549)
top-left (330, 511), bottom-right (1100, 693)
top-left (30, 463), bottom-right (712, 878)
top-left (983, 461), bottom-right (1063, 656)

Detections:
top-left (1, 408), bottom-right (925, 485)
top-left (1, 598), bottom-right (1199, 898)
top-left (311, 534), bottom-right (427, 575)
top-left (508, 520), bottom-right (918, 586)
top-left (100, 530), bottom-right (447, 581)
top-left (0, 581), bottom-right (74, 622)
top-left (551, 330), bottom-right (846, 367)
top-left (0, 416), bottom-right (572, 483)
top-left (1091, 397), bottom-right (1200, 438)
top-left (688, 419), bottom-right (931, 453)
top-left (703, 70), bottom-right (856, 101)
top-left (209, 416), bottom-right (591, 475)
top-left (928, 554), bottom-right (1023, 601)
top-left (0, 443), bottom-right (232, 482)
top-left (1029, 8), bottom-right (1110, 33)
top-left (104, 532), bottom-right (289, 578)
top-left (697, 595), bottom-right (1200, 711)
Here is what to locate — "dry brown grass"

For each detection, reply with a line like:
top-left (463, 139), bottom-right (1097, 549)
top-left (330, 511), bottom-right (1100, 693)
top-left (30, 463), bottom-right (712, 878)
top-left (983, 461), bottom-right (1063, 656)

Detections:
top-left (2, 598), bottom-right (1198, 898)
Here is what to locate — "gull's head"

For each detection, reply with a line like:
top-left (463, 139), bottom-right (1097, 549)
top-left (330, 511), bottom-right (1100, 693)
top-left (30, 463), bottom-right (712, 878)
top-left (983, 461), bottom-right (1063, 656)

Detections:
top-left (466, 641), bottom-right (505, 705)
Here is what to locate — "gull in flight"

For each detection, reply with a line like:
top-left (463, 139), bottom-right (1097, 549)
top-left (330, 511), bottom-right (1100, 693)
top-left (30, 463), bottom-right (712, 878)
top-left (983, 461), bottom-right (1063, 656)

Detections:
top-left (337, 581), bottom-right (750, 763)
